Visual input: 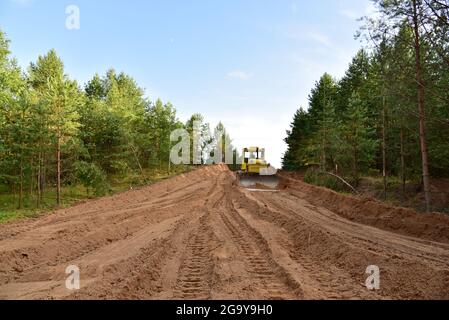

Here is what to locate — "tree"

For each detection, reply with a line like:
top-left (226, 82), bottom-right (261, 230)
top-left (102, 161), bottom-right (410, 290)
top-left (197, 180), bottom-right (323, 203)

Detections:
top-left (80, 70), bottom-right (152, 176)
top-left (74, 161), bottom-right (108, 196)
top-left (282, 108), bottom-right (312, 170)
top-left (185, 113), bottom-right (205, 165)
top-left (0, 30), bottom-right (31, 208)
top-left (146, 99), bottom-right (181, 171)
top-left (338, 92), bottom-right (378, 183)
top-left (210, 122), bottom-right (234, 164)
top-left (336, 50), bottom-right (371, 117)
top-left (29, 50), bottom-right (82, 206)
top-left (1, 27), bottom-right (234, 215)
top-left (199, 122), bottom-right (213, 165)
top-left (307, 74), bottom-right (339, 171)
top-left (364, 0), bottom-right (440, 211)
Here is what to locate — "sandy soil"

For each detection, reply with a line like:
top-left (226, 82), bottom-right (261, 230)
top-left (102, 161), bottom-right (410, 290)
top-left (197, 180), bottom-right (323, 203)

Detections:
top-left (0, 164), bottom-right (448, 300)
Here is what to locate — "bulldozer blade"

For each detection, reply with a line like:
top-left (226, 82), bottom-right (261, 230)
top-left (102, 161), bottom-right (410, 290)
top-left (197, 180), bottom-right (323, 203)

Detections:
top-left (238, 174), bottom-right (280, 190)
top-left (260, 166), bottom-right (278, 176)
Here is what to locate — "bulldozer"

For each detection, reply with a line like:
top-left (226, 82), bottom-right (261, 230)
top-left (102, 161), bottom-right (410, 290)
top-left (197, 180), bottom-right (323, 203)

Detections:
top-left (237, 147), bottom-right (279, 190)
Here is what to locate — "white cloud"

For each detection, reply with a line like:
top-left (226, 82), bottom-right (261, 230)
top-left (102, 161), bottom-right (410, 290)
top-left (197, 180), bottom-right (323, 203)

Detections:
top-left (227, 70), bottom-right (252, 81)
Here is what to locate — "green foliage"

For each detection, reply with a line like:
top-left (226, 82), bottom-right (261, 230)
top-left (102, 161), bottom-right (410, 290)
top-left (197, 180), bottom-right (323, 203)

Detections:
top-left (145, 99), bottom-right (181, 169)
top-left (0, 28), bottom-right (236, 216)
top-left (283, 3), bottom-right (449, 193)
top-left (308, 94), bottom-right (341, 171)
top-left (282, 108), bottom-right (312, 170)
top-left (74, 161), bottom-right (109, 196)
top-left (337, 92), bottom-right (379, 183)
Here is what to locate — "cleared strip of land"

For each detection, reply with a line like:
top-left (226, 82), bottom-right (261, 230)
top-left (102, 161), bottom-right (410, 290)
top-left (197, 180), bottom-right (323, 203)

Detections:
top-left (1, 165), bottom-right (448, 300)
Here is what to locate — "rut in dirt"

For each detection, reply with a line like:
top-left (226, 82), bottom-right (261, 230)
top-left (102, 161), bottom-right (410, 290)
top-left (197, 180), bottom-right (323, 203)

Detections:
top-left (218, 192), bottom-right (302, 300)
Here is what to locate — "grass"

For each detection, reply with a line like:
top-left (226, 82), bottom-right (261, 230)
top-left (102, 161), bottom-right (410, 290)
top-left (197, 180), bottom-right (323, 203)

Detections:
top-left (0, 184), bottom-right (98, 224)
top-left (0, 165), bottom-right (193, 224)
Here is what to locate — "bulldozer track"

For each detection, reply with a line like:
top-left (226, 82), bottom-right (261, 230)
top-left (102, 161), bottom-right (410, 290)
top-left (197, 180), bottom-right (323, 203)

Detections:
top-left (173, 213), bottom-right (216, 299)
top-left (217, 193), bottom-right (302, 299)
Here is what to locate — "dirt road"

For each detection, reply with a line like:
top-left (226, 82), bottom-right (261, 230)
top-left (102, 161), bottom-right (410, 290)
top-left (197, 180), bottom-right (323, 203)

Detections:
top-left (1, 165), bottom-right (448, 300)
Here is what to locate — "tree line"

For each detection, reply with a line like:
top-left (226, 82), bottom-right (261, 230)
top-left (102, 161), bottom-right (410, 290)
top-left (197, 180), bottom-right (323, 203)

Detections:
top-left (282, 0), bottom-right (449, 212)
top-left (0, 29), bottom-right (235, 210)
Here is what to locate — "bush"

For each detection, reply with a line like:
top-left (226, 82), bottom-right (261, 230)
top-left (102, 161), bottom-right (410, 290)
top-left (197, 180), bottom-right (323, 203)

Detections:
top-left (74, 161), bottom-right (110, 196)
top-left (110, 160), bottom-right (130, 176)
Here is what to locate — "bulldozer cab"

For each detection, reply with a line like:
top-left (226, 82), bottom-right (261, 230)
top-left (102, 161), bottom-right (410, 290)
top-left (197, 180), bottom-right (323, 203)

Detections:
top-left (243, 147), bottom-right (265, 164)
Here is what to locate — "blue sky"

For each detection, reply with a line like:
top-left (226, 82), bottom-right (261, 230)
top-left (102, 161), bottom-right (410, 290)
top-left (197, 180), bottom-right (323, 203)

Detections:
top-left (0, 0), bottom-right (374, 167)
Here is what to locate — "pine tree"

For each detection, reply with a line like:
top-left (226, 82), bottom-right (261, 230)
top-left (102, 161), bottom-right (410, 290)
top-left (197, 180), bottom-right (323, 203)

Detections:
top-left (307, 74), bottom-right (339, 171)
top-left (282, 108), bottom-right (312, 170)
top-left (366, 0), bottom-right (438, 211)
top-left (29, 50), bottom-right (82, 206)
top-left (0, 30), bottom-right (31, 208)
top-left (338, 92), bottom-right (378, 184)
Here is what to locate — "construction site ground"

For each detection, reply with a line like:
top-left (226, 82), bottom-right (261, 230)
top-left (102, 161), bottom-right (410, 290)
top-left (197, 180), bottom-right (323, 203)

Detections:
top-left (1, 165), bottom-right (448, 300)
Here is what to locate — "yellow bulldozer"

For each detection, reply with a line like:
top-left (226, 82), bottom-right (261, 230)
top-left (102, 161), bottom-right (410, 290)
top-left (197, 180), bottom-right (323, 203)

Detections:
top-left (238, 147), bottom-right (279, 189)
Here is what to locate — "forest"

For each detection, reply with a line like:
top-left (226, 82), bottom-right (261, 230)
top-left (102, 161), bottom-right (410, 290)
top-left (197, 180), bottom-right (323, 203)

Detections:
top-left (0, 29), bottom-right (234, 219)
top-left (283, 0), bottom-right (449, 212)
top-left (1, 0), bottom-right (448, 219)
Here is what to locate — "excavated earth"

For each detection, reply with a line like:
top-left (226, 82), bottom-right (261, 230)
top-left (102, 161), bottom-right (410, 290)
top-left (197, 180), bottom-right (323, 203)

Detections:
top-left (0, 164), bottom-right (449, 300)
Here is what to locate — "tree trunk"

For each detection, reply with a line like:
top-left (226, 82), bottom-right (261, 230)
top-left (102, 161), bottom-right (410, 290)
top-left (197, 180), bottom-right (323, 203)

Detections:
top-left (412, 0), bottom-right (432, 212)
top-left (322, 90), bottom-right (327, 172)
top-left (352, 145), bottom-right (357, 184)
top-left (30, 158), bottom-right (34, 197)
top-left (12, 180), bottom-right (16, 202)
top-left (400, 125), bottom-right (406, 202)
top-left (382, 94), bottom-right (387, 201)
top-left (56, 130), bottom-right (61, 207)
top-left (130, 144), bottom-right (144, 176)
top-left (19, 158), bottom-right (23, 210)
top-left (37, 151), bottom-right (41, 208)
top-left (168, 139), bottom-right (171, 174)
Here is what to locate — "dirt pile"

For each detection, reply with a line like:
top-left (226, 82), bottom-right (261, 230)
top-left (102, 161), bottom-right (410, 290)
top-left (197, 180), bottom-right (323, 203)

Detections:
top-left (279, 172), bottom-right (449, 244)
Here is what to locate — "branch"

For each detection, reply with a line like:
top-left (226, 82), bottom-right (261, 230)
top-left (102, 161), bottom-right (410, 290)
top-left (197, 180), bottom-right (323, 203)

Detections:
top-left (316, 171), bottom-right (359, 195)
top-left (423, 0), bottom-right (449, 27)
